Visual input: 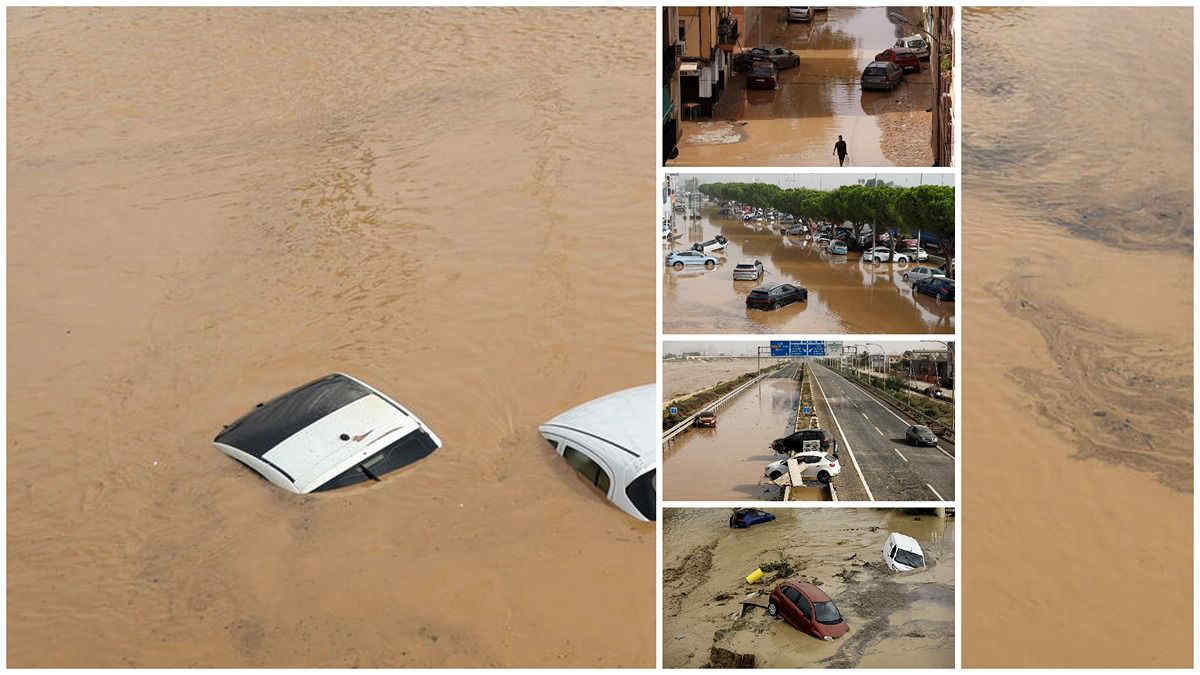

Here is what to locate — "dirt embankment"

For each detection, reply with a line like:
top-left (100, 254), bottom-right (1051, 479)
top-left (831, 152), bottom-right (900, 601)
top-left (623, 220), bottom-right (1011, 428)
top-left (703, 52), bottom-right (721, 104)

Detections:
top-left (664, 358), bottom-right (778, 400)
top-left (663, 508), bottom-right (954, 668)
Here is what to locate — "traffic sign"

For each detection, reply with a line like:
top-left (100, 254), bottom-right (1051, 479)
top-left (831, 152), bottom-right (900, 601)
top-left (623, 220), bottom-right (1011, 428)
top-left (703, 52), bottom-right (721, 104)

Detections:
top-left (770, 341), bottom-right (789, 357)
top-left (774, 340), bottom-right (826, 356)
top-left (669, 406), bottom-right (678, 415)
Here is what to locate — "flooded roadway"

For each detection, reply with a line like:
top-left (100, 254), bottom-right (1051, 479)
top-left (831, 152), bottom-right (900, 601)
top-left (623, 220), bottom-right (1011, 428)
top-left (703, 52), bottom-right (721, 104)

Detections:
top-left (7, 7), bottom-right (654, 667)
top-left (663, 374), bottom-right (800, 501)
top-left (963, 7), bottom-right (1191, 666)
top-left (664, 508), bottom-right (954, 668)
top-left (668, 6), bottom-right (933, 167)
top-left (663, 209), bottom-right (954, 334)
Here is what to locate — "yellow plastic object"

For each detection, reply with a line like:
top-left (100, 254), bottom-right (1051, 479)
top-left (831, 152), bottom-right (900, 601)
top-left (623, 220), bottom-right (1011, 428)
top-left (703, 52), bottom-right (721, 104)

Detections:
top-left (745, 568), bottom-right (764, 584)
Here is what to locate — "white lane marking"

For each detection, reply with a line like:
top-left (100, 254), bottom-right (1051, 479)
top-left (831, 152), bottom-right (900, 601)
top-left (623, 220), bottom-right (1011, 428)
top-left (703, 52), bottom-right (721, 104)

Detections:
top-left (874, 425), bottom-right (884, 436)
top-left (861, 411), bottom-right (869, 420)
top-left (935, 445), bottom-right (953, 459)
top-left (839, 372), bottom-right (958, 458)
top-left (893, 448), bottom-right (908, 462)
top-left (926, 483), bottom-right (946, 501)
top-left (811, 366), bottom-right (874, 501)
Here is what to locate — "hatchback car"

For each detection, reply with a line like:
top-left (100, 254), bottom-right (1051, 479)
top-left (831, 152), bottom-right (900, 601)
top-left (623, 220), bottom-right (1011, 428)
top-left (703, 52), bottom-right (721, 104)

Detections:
top-left (213, 373), bottom-right (443, 493)
top-left (874, 47), bottom-right (921, 73)
top-left (914, 277), bottom-right (955, 301)
top-left (771, 428), bottom-right (837, 455)
top-left (861, 61), bottom-right (904, 91)
top-left (751, 45), bottom-right (800, 69)
top-left (882, 532), bottom-right (927, 572)
top-left (665, 250), bottom-right (719, 270)
top-left (746, 283), bottom-right (807, 310)
top-left (768, 580), bottom-right (849, 640)
top-left (539, 384), bottom-right (656, 521)
top-left (694, 411), bottom-right (717, 428)
top-left (732, 259), bottom-right (765, 281)
top-left (764, 451), bottom-right (841, 484)
top-left (905, 424), bottom-right (938, 446)
top-left (902, 266), bottom-right (945, 285)
top-left (787, 7), bottom-right (812, 22)
top-left (748, 61), bottom-right (778, 89)
top-left (894, 35), bottom-right (930, 59)
top-left (827, 240), bottom-right (848, 255)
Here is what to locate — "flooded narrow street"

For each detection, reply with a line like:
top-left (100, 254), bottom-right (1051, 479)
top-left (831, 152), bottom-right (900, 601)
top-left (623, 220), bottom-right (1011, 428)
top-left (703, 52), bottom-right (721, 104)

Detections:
top-left (669, 6), bottom-right (933, 167)
top-left (663, 209), bottom-right (954, 334)
top-left (664, 376), bottom-right (799, 501)
top-left (7, 7), bottom-right (655, 667)
top-left (963, 7), bottom-right (1191, 667)
top-left (664, 508), bottom-right (954, 668)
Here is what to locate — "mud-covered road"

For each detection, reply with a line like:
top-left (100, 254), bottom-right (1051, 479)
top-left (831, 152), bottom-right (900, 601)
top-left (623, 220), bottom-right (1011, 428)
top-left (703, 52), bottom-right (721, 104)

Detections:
top-left (668, 6), bottom-right (933, 167)
top-left (663, 508), bottom-right (954, 668)
top-left (663, 209), bottom-right (954, 334)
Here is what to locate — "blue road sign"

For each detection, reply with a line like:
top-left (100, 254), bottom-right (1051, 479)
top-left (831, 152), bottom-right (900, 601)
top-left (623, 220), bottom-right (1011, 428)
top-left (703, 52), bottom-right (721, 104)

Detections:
top-left (770, 341), bottom-right (789, 357)
top-left (802, 406), bottom-right (812, 415)
top-left (788, 341), bottom-right (806, 357)
top-left (669, 406), bottom-right (678, 415)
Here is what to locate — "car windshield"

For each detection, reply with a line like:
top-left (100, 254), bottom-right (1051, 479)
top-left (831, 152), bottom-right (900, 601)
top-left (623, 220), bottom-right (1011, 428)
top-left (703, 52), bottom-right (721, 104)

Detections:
top-left (625, 469), bottom-right (656, 521)
top-left (893, 547), bottom-right (925, 568)
top-left (813, 600), bottom-right (843, 624)
top-left (735, 264), bottom-right (754, 269)
top-left (864, 67), bottom-right (885, 76)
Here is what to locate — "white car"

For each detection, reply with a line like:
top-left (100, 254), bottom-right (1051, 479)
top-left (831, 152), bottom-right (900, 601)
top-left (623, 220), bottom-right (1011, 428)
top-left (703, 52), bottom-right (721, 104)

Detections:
top-left (213, 373), bottom-right (443, 493)
top-left (864, 246), bottom-right (911, 264)
top-left (764, 450), bottom-right (841, 484)
top-left (539, 384), bottom-right (656, 521)
top-left (732, 259), bottom-right (765, 281)
top-left (787, 7), bottom-right (812, 22)
top-left (882, 532), bottom-right (927, 572)
top-left (902, 266), bottom-right (946, 285)
top-left (691, 235), bottom-right (729, 254)
top-left (894, 35), bottom-right (930, 59)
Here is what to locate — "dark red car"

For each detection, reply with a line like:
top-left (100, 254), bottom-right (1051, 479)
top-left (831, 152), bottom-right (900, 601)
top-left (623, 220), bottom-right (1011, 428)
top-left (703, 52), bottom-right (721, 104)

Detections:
top-left (873, 48), bottom-right (921, 72)
top-left (768, 580), bottom-right (849, 640)
top-left (694, 411), bottom-right (717, 428)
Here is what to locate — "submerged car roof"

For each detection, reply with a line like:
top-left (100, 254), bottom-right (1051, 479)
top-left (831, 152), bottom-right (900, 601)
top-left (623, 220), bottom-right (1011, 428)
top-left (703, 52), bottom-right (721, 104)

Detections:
top-left (539, 384), bottom-right (655, 473)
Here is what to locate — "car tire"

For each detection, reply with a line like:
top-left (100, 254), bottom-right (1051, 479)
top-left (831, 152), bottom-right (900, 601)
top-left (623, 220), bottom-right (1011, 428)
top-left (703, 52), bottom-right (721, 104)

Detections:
top-left (817, 470), bottom-right (831, 484)
top-left (770, 301), bottom-right (779, 310)
top-left (673, 262), bottom-right (684, 270)
top-left (768, 601), bottom-right (779, 616)
top-left (705, 260), bottom-right (715, 269)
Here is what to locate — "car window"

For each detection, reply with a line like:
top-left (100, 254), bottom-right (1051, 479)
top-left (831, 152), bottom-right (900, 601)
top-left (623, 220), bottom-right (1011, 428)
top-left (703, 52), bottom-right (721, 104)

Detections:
top-left (563, 445), bottom-right (611, 495)
top-left (782, 586), bottom-right (801, 605)
top-left (795, 593), bottom-right (813, 619)
top-left (545, 437), bottom-right (559, 451)
top-left (625, 469), bottom-right (655, 521)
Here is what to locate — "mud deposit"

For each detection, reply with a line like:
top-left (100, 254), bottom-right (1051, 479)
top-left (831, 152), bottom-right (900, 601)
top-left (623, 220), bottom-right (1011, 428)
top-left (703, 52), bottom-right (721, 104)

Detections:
top-left (669, 6), bottom-right (932, 167)
top-left (664, 358), bottom-right (770, 401)
top-left (663, 209), bottom-right (954, 333)
top-left (663, 509), bottom-right (954, 668)
top-left (7, 7), bottom-right (654, 667)
top-left (963, 7), bottom-right (1191, 666)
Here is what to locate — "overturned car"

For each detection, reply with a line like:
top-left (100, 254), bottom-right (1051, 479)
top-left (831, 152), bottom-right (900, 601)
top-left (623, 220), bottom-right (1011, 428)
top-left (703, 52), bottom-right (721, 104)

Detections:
top-left (882, 532), bottom-right (927, 572)
top-left (213, 373), bottom-right (443, 493)
top-left (539, 384), bottom-right (656, 522)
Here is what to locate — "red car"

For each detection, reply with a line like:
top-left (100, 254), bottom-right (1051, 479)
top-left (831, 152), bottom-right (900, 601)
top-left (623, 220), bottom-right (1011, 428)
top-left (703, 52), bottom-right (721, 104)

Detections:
top-left (768, 580), bottom-right (849, 640)
top-left (694, 411), bottom-right (717, 428)
top-left (873, 48), bottom-right (921, 73)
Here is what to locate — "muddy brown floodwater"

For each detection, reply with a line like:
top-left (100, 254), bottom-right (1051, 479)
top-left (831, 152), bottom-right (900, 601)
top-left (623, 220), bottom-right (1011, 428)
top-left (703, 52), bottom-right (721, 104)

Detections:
top-left (663, 210), bottom-right (954, 333)
top-left (7, 7), bottom-right (654, 667)
top-left (963, 7), bottom-right (1191, 667)
top-left (663, 357), bottom-right (766, 401)
top-left (664, 374), bottom-right (799, 501)
top-left (663, 508), bottom-right (954, 668)
top-left (668, 6), bottom-right (933, 167)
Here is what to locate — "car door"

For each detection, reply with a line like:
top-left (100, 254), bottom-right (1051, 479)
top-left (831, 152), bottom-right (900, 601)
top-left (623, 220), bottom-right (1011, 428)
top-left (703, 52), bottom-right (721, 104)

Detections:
top-left (793, 591), bottom-right (815, 634)
top-left (780, 587), bottom-right (804, 628)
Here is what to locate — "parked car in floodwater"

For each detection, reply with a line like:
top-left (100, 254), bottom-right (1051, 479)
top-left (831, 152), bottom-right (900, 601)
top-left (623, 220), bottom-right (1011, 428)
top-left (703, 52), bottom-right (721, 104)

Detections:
top-left (865, 246), bottom-right (912, 263)
top-left (914, 277), bottom-right (955, 301)
top-left (827, 240), bottom-right (848, 255)
top-left (748, 61), bottom-right (778, 90)
top-left (768, 580), bottom-right (849, 640)
top-left (902, 266), bottom-right (945, 285)
top-left (746, 282), bottom-right (807, 310)
top-left (732, 259), bottom-right (765, 281)
top-left (874, 48), bottom-right (921, 73)
top-left (751, 45), bottom-right (800, 69)
top-left (539, 384), bottom-right (656, 522)
top-left (665, 250), bottom-right (719, 270)
top-left (787, 7), bottom-right (813, 22)
top-left (764, 451), bottom-right (842, 484)
top-left (894, 35), bottom-right (931, 59)
top-left (905, 424), bottom-right (938, 446)
top-left (861, 61), bottom-right (904, 91)
top-left (771, 428), bottom-right (837, 455)
top-left (694, 411), bottom-right (717, 428)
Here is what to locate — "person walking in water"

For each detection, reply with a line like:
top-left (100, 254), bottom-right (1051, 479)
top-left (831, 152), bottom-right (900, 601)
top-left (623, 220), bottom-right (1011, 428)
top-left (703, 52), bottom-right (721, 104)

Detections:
top-left (833, 135), bottom-right (848, 166)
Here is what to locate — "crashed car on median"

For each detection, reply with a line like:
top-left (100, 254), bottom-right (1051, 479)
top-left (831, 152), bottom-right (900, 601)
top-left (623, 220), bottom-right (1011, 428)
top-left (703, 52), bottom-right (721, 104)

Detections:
top-left (539, 384), bottom-right (656, 522)
top-left (213, 373), bottom-right (443, 493)
top-left (764, 451), bottom-right (841, 484)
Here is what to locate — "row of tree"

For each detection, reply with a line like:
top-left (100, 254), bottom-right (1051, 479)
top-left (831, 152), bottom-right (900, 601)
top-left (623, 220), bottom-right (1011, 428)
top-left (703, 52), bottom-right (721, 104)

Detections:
top-left (697, 182), bottom-right (954, 245)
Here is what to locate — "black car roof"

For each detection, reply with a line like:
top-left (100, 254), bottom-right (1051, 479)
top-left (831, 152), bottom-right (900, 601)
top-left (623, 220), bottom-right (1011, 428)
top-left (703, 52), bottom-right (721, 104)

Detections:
top-left (214, 374), bottom-right (375, 457)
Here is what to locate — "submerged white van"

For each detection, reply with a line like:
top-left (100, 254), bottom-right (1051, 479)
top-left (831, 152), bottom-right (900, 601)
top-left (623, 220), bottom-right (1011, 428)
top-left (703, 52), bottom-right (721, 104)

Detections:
top-left (539, 384), bottom-right (656, 522)
top-left (882, 532), bottom-right (927, 572)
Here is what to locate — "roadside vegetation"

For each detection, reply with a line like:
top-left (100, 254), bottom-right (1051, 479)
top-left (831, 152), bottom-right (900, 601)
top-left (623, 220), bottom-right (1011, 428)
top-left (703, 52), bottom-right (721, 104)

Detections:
top-left (844, 370), bottom-right (954, 432)
top-left (662, 365), bottom-right (781, 429)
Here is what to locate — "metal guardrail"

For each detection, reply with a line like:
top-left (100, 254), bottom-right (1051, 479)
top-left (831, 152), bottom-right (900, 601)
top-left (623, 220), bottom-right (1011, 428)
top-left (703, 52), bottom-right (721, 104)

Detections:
top-left (662, 365), bottom-right (784, 443)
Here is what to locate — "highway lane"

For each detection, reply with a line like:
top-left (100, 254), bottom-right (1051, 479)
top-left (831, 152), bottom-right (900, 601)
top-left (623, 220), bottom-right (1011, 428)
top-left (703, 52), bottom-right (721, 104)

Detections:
top-left (808, 362), bottom-right (955, 501)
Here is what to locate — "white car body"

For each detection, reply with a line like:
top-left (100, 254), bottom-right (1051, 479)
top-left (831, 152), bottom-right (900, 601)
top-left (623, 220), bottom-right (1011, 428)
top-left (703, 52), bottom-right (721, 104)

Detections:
top-left (788, 7), bottom-right (812, 22)
top-left (213, 373), bottom-right (443, 494)
top-left (882, 532), bottom-right (927, 572)
top-left (764, 450), bottom-right (841, 484)
top-left (693, 236), bottom-right (728, 253)
top-left (732, 260), bottom-right (765, 280)
top-left (902, 266), bottom-right (946, 285)
top-left (865, 246), bottom-right (910, 263)
top-left (539, 384), bottom-right (657, 521)
top-left (894, 35), bottom-right (930, 59)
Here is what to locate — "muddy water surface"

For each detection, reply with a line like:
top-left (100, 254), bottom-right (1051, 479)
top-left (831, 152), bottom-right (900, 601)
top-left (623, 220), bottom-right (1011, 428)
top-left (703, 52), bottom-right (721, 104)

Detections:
top-left (663, 210), bottom-right (954, 333)
top-left (7, 7), bottom-right (654, 667)
top-left (964, 7), bottom-right (1191, 667)
top-left (663, 357), bottom-right (768, 401)
top-left (669, 6), bottom-right (932, 167)
top-left (663, 508), bottom-right (954, 668)
top-left (664, 376), bottom-right (799, 501)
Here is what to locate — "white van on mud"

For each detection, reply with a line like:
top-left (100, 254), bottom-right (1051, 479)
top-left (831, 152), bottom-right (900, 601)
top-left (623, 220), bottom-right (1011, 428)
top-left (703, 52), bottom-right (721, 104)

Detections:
top-left (882, 532), bottom-right (927, 572)
top-left (539, 384), bottom-right (656, 522)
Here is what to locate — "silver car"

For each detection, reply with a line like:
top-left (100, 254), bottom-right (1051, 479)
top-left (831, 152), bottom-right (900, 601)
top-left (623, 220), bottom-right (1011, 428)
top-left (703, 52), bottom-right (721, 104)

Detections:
top-left (665, 250), bottom-right (719, 270)
top-left (861, 61), bottom-right (903, 91)
top-left (751, 45), bottom-right (800, 69)
top-left (732, 260), bottom-right (765, 281)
